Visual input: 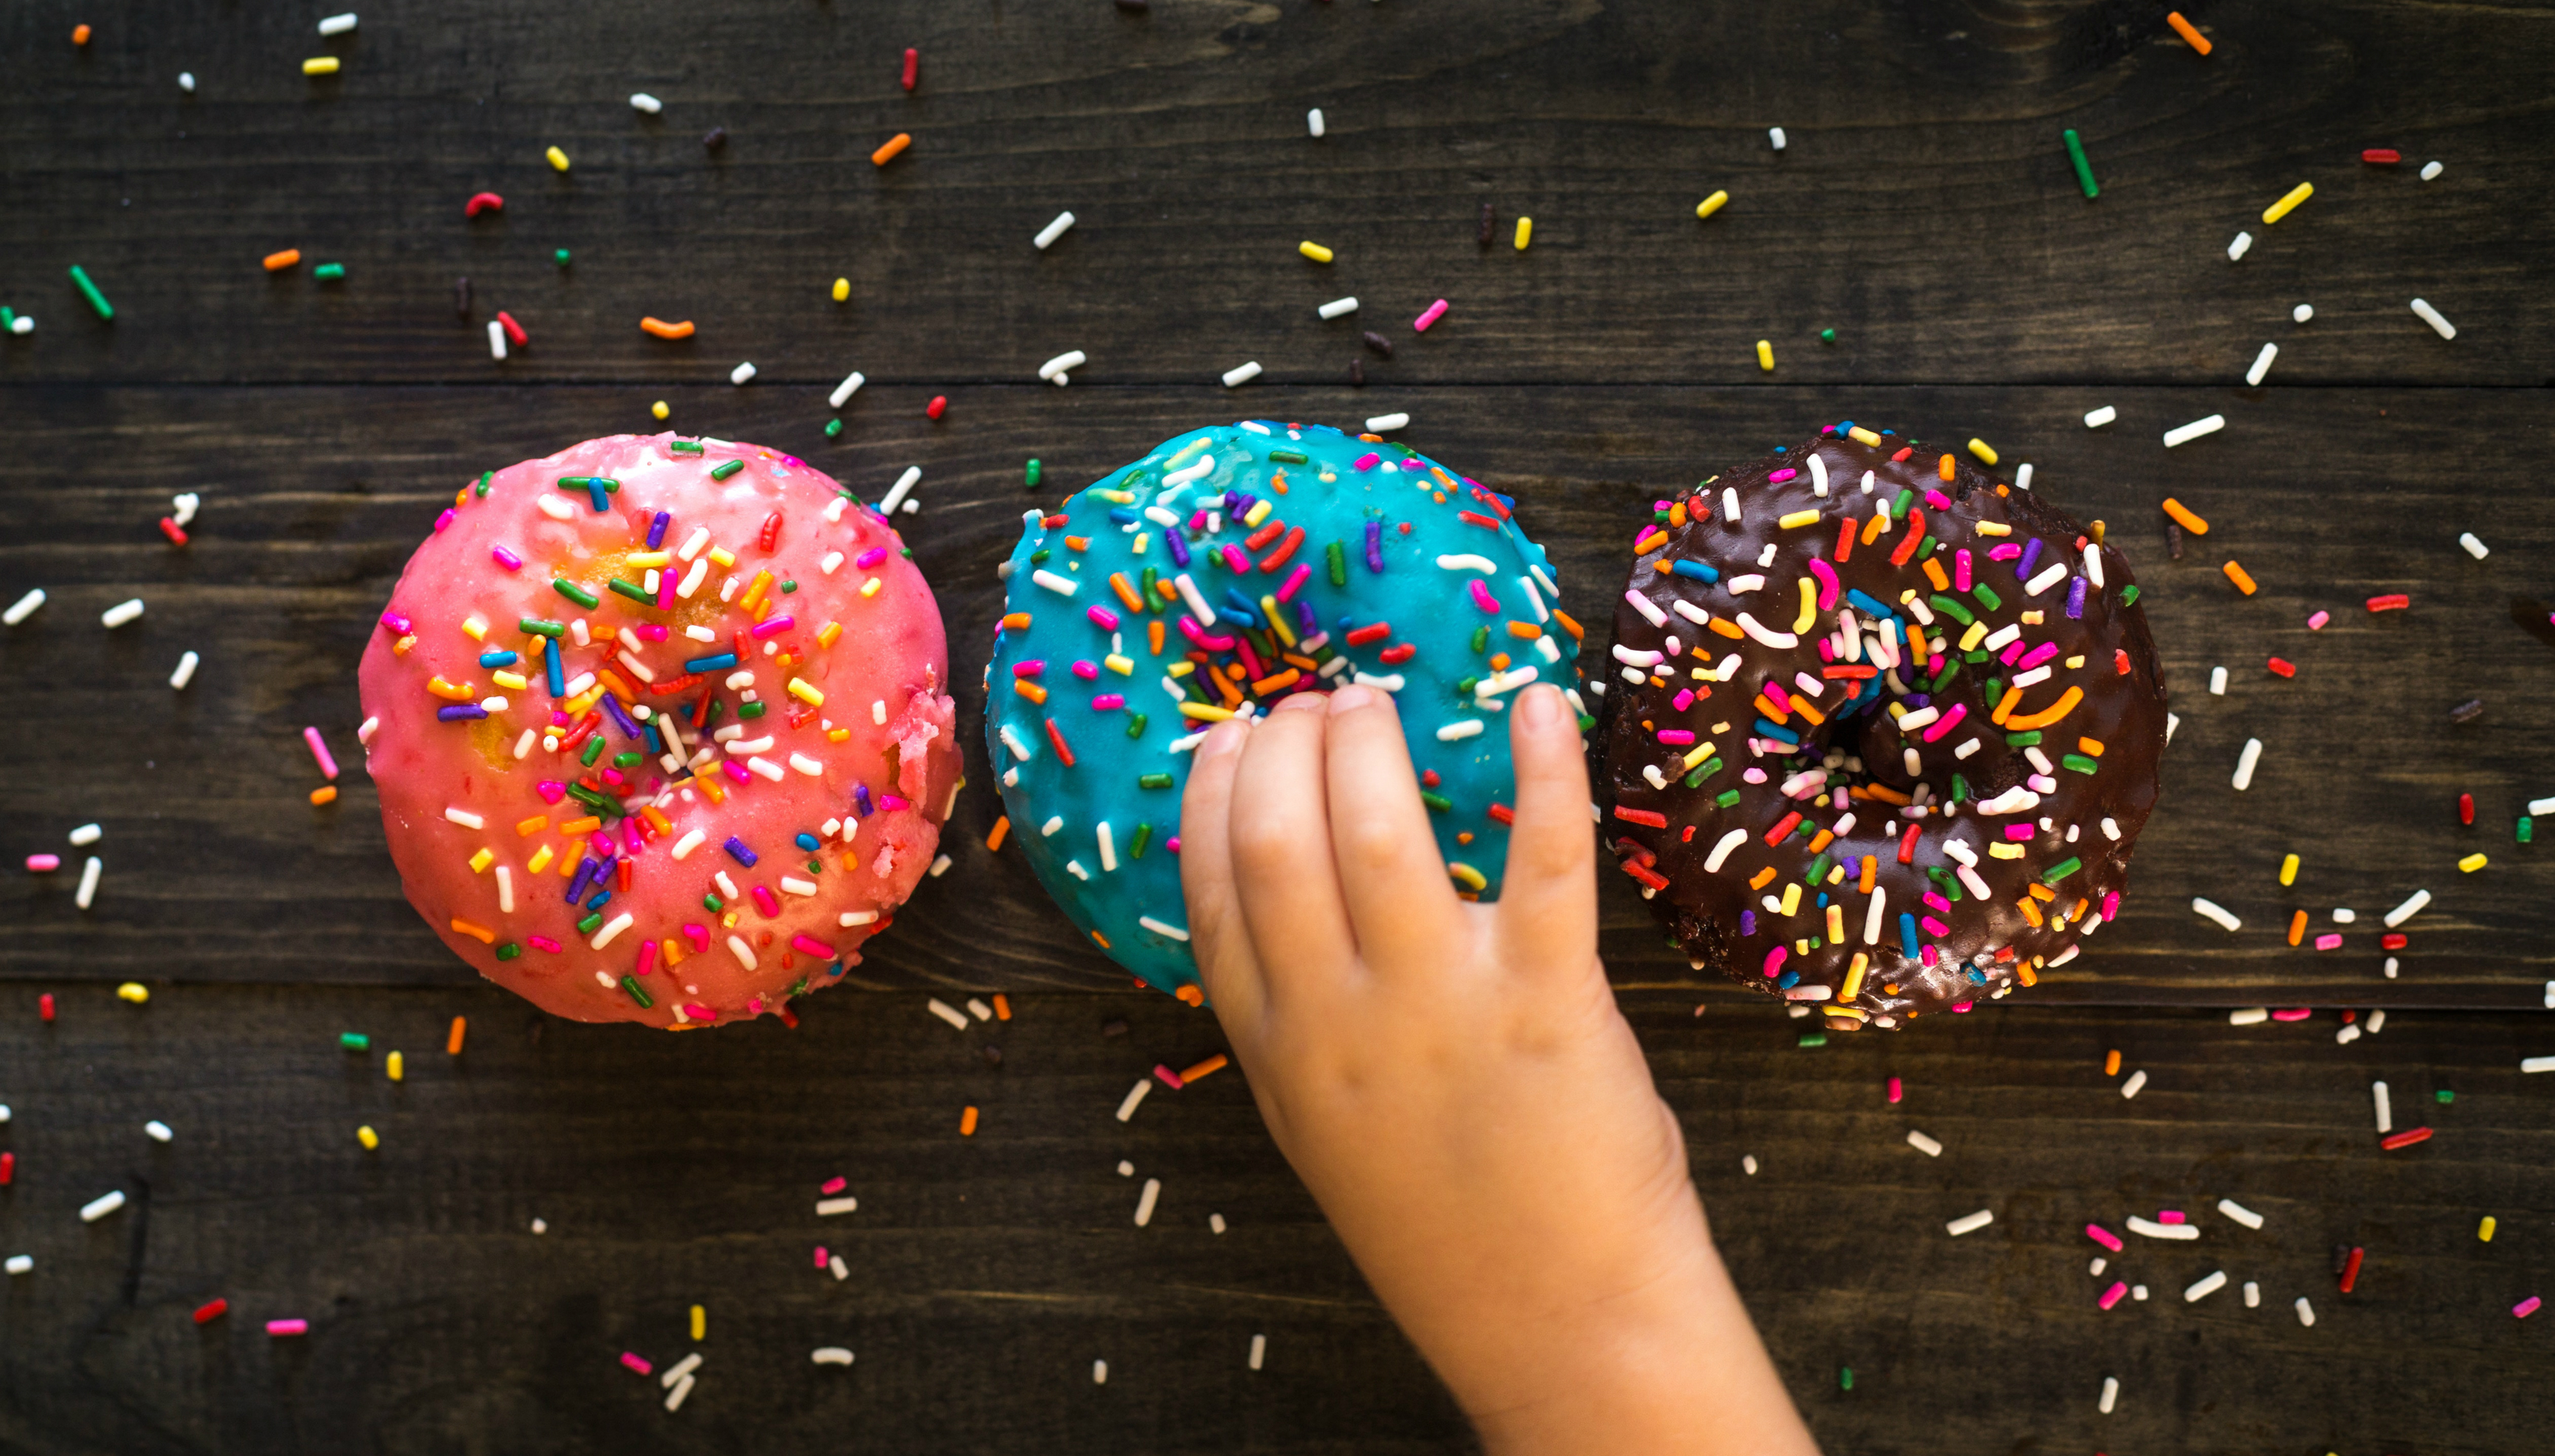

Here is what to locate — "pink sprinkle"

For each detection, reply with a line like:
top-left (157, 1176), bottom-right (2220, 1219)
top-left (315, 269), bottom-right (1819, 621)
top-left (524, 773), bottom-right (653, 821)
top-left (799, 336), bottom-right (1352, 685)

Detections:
top-left (491, 544), bottom-right (523, 571)
top-left (1671, 689), bottom-right (1695, 712)
top-left (1276, 563), bottom-right (1313, 601)
top-left (432, 508), bottom-right (456, 533)
top-left (813, 1246), bottom-right (828, 1269)
top-left (1761, 946), bottom-right (1787, 979)
top-left (1919, 702), bottom-right (1967, 743)
top-left (879, 794), bottom-right (910, 813)
top-left (2101, 891), bottom-right (2120, 921)
top-left (2098, 1281), bottom-right (2129, 1310)
top-left (1467, 578), bottom-right (1500, 613)
top-left (1955, 548), bottom-right (1973, 592)
top-left (1092, 693), bottom-right (1125, 710)
top-left (2308, 610), bottom-right (2330, 630)
top-left (1071, 660), bottom-right (1099, 681)
top-left (2315, 933), bottom-right (2344, 950)
top-left (535, 780), bottom-right (567, 804)
top-left (1351, 453), bottom-right (1380, 472)
top-left (631, 623), bottom-right (666, 642)
top-left (855, 547), bottom-right (887, 569)
top-left (2086, 1223), bottom-right (2124, 1251)
top-left (1768, 468), bottom-right (1797, 484)
top-left (751, 885), bottom-right (780, 917)
top-left (1920, 916), bottom-right (1952, 938)
top-left (1987, 542), bottom-right (2022, 561)
top-left (724, 760), bottom-right (752, 784)
top-left (1220, 544), bottom-right (1253, 574)
top-left (1164, 836), bottom-right (1181, 853)
top-left (2158, 1210), bottom-right (2186, 1224)
top-left (682, 923), bottom-right (710, 952)
top-left (26, 855), bottom-right (60, 872)
top-left (1412, 298), bottom-right (1449, 332)
top-left (1153, 1063), bottom-right (1185, 1089)
top-left (657, 568), bottom-right (675, 609)
top-left (586, 831), bottom-right (615, 859)
top-left (1886, 1076), bottom-right (1902, 1104)
top-left (2518, 1297), bottom-right (2543, 1319)
top-left (821, 1176), bottom-right (847, 1195)
top-left (1761, 680), bottom-right (1793, 713)
top-left (302, 726), bottom-right (340, 780)
top-left (1086, 605), bottom-right (1121, 630)
top-left (1013, 660), bottom-right (1045, 678)
top-left (529, 935), bottom-right (562, 953)
top-left (620, 1352), bottom-right (653, 1376)
top-left (1949, 1000), bottom-right (1972, 1012)
top-left (379, 611), bottom-right (413, 635)
top-left (267, 1320), bottom-right (309, 1337)
top-left (750, 615), bottom-right (796, 639)
top-left (1658, 729), bottom-right (1696, 745)
top-left (2003, 824), bottom-right (2035, 841)
top-left (634, 940), bottom-right (658, 979)
top-left (684, 1004), bottom-right (717, 1022)
top-left (2271, 1007), bottom-right (2313, 1022)
top-left (791, 934), bottom-right (836, 958)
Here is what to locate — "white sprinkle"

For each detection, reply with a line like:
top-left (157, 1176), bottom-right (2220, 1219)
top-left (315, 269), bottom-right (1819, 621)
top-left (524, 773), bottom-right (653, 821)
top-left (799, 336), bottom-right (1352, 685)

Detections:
top-left (3, 1256), bottom-right (28, 1275)
top-left (2293, 303), bottom-right (2314, 323)
top-left (1317, 296), bottom-right (1359, 319)
top-left (2229, 1006), bottom-right (2268, 1025)
top-left (169, 651), bottom-right (199, 689)
top-left (2184, 1270), bottom-right (2228, 1303)
top-left (488, 320), bottom-right (507, 359)
top-left (1248, 1333), bottom-right (1266, 1370)
top-left (1036, 350), bottom-right (1086, 381)
top-left (1306, 107), bottom-right (1325, 137)
top-left (2420, 159), bottom-right (2443, 180)
top-left (1134, 1177), bottom-right (1161, 1226)
top-left (2232, 737), bottom-right (2262, 791)
top-left (928, 854), bottom-right (952, 878)
top-left (1364, 413), bottom-right (1409, 432)
top-left (3, 589), bottom-right (45, 625)
top-left (2532, 796), bottom-right (2555, 817)
top-left (2014, 462), bottom-right (2034, 491)
top-left (1137, 916), bottom-right (1190, 942)
top-left (661, 1352), bottom-right (702, 1388)
top-left (101, 598), bottom-right (145, 629)
top-left (726, 935), bottom-right (758, 969)
top-left (926, 998), bottom-right (970, 1031)
top-left (2119, 1068), bottom-right (2148, 1099)
top-left (2245, 342), bottom-right (2278, 387)
top-left (317, 12), bottom-right (358, 35)
top-left (869, 465), bottom-right (922, 517)
top-left (817, 1196), bottom-right (859, 1217)
top-left (2295, 1296), bottom-right (2316, 1326)
top-left (1768, 125), bottom-right (1786, 150)
top-left (1221, 361), bottom-right (1263, 388)
top-left (1906, 1130), bottom-right (1944, 1158)
top-left (2163, 414), bottom-right (2226, 448)
top-left (2024, 562), bottom-right (2070, 597)
top-left (443, 806), bottom-right (485, 830)
top-left (812, 1348), bottom-right (855, 1366)
top-left (2410, 297), bottom-right (2456, 339)
top-left (1210, 1213), bottom-right (1227, 1234)
top-left (1031, 210), bottom-right (1079, 252)
top-left (828, 371), bottom-right (866, 409)
top-left (2520, 1056), bottom-right (2555, 1074)
top-left (1092, 1360), bottom-right (1108, 1385)
top-left (2209, 666), bottom-right (2228, 696)
top-left (590, 912), bottom-right (634, 950)
top-left (1032, 569), bottom-right (1079, 597)
top-left (1114, 1080), bottom-right (1151, 1122)
top-left (2125, 1214), bottom-right (2197, 1241)
top-left (2245, 1281), bottom-right (2261, 1307)
top-left (178, 73), bottom-right (195, 92)
top-left (80, 1190), bottom-right (126, 1223)
top-left (729, 361), bottom-right (757, 386)
top-left (2098, 1377), bottom-right (2120, 1415)
top-left (829, 1255), bottom-right (848, 1281)
top-left (2382, 888), bottom-right (2430, 928)
top-left (669, 830), bottom-right (706, 861)
top-left (1722, 486), bottom-right (1742, 522)
top-left (9, 316), bottom-right (30, 336)
top-left (2336, 1021), bottom-right (2362, 1046)
top-left (530, 1218), bottom-right (546, 1234)
top-left (2367, 1009), bottom-right (2385, 1034)
top-left (630, 92), bottom-right (663, 113)
top-left (838, 910), bottom-right (878, 928)
top-left (2459, 531), bottom-right (2489, 560)
top-left (1435, 719), bottom-right (1484, 742)
top-left (2217, 1198), bottom-right (2264, 1230)
top-left (74, 857), bottom-right (101, 910)
top-left (2083, 405), bottom-right (2117, 428)
top-left (2227, 230), bottom-right (2253, 261)
top-left (1946, 1209), bottom-right (1995, 1237)
top-left (2371, 1080), bottom-right (2392, 1134)
top-left (146, 1120), bottom-right (173, 1143)
top-left (2192, 898), bottom-right (2241, 933)
top-left (68, 823), bottom-right (101, 847)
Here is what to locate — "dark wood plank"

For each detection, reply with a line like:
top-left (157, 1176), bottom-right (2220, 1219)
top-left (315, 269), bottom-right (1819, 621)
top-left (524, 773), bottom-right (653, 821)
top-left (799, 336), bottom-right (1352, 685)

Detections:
top-left (3, 382), bottom-right (2548, 1006)
top-left (0, 983), bottom-right (2546, 1454)
top-left (1, 1), bottom-right (2546, 388)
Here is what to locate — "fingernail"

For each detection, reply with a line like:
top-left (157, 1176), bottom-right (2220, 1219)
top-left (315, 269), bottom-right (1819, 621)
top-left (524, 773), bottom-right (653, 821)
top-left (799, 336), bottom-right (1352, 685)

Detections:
top-left (1327, 683), bottom-right (1378, 714)
top-left (1273, 689), bottom-right (1329, 715)
top-left (1199, 718), bottom-right (1249, 759)
top-left (1517, 683), bottom-right (1564, 731)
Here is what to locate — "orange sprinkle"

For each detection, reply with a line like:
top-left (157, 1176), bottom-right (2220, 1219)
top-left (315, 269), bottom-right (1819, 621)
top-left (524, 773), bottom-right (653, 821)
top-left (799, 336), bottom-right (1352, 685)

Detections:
top-left (986, 815), bottom-right (1011, 852)
top-left (871, 132), bottom-right (912, 166)
top-left (516, 814), bottom-right (550, 836)
top-left (1013, 679), bottom-right (1048, 705)
top-left (2222, 559), bottom-right (2259, 595)
top-left (1174, 984), bottom-right (1206, 1006)
top-left (992, 994), bottom-right (1011, 1022)
top-left (1857, 855), bottom-right (1877, 893)
top-left (1633, 528), bottom-right (1669, 556)
top-left (2027, 882), bottom-right (2057, 903)
top-left (1861, 511), bottom-right (1889, 545)
top-left (1551, 609), bottom-right (1584, 641)
top-left (72, 23), bottom-right (91, 45)
top-left (1506, 620), bottom-right (1542, 639)
top-left (640, 316), bottom-right (697, 339)
top-left (2165, 10), bottom-right (2212, 54)
top-left (309, 785), bottom-right (338, 805)
top-left (2078, 737), bottom-right (2106, 757)
top-left (262, 249), bottom-right (302, 272)
top-left (1001, 612), bottom-right (1032, 630)
top-left (1938, 453), bottom-right (1955, 482)
top-left (2104, 1048), bottom-right (2121, 1076)
top-left (2003, 685), bottom-right (2085, 732)
top-left (1110, 573), bottom-right (1144, 611)
top-left (1748, 866), bottom-right (1778, 891)
top-left (447, 1017), bottom-right (468, 1055)
top-left (2015, 897), bottom-right (2045, 927)
top-left (1250, 668), bottom-right (1301, 695)
top-left (1707, 617), bottom-right (1746, 639)
top-left (449, 918), bottom-right (497, 945)
top-left (1147, 619), bottom-right (1166, 656)
top-left (1921, 557), bottom-right (1950, 592)
top-left (2288, 910), bottom-right (2308, 946)
top-left (663, 936), bottom-right (685, 966)
top-left (2016, 960), bottom-right (2039, 987)
top-left (1065, 536), bottom-right (1090, 552)
top-left (640, 805), bottom-right (672, 835)
top-left (560, 815), bottom-right (603, 836)
top-left (1176, 1053), bottom-right (1229, 1083)
top-left (958, 1105), bottom-right (979, 1136)
top-left (741, 571), bottom-right (775, 611)
top-left (2161, 497), bottom-right (2210, 535)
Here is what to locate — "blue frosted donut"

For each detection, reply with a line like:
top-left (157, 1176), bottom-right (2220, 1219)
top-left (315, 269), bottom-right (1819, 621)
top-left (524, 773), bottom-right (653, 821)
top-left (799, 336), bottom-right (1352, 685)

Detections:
top-left (984, 421), bottom-right (1587, 994)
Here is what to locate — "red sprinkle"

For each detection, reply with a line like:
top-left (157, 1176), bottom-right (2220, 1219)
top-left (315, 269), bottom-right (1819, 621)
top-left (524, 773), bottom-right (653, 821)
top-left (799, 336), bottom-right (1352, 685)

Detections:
top-left (2266, 656), bottom-right (2296, 678)
top-left (1345, 622), bottom-right (1391, 646)
top-left (1378, 643), bottom-right (1416, 665)
top-left (193, 1298), bottom-right (229, 1324)
top-left (2114, 648), bottom-right (2133, 676)
top-left (926, 394), bottom-right (947, 420)
top-left (158, 517), bottom-right (190, 546)
top-left (1043, 717), bottom-right (1076, 768)
top-left (0, 1150), bottom-right (12, 1185)
top-left (1042, 514), bottom-right (1069, 528)
top-left (497, 310), bottom-right (528, 347)
top-left (39, 992), bottom-right (53, 1022)
top-left (1621, 858), bottom-right (1671, 891)
top-left (1897, 823), bottom-right (1921, 864)
top-left (901, 47), bottom-right (919, 91)
top-left (464, 191), bottom-right (506, 217)
top-left (1486, 803), bottom-right (1516, 825)
top-left (758, 512), bottom-right (783, 551)
top-left (2380, 1126), bottom-right (2432, 1151)
top-left (2366, 594), bottom-right (2410, 612)
top-left (1889, 447), bottom-right (1912, 462)
top-left (1822, 665), bottom-right (1877, 680)
top-left (2459, 792), bottom-right (2476, 825)
top-left (1614, 807), bottom-right (1669, 828)
top-left (1456, 510), bottom-right (1502, 531)
top-left (2339, 1245), bottom-right (2365, 1292)
top-left (2381, 932), bottom-right (2409, 951)
top-left (1761, 811), bottom-right (1803, 845)
top-left (2361, 148), bottom-right (2401, 165)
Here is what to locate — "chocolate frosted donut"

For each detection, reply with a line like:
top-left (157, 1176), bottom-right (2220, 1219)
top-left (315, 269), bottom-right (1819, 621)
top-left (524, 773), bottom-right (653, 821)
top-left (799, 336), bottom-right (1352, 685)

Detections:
top-left (1598, 424), bottom-right (2166, 1028)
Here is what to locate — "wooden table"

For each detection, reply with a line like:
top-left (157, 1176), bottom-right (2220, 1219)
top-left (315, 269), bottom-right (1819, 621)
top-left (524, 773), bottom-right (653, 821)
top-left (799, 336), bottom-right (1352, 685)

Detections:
top-left (2, 1), bottom-right (2548, 1449)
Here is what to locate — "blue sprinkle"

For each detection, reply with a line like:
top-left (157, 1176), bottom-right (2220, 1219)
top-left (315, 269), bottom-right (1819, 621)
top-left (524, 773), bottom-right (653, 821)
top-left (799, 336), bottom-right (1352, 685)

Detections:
top-left (544, 638), bottom-right (564, 697)
top-left (1846, 588), bottom-right (1895, 620)
top-left (1898, 912), bottom-right (1921, 960)
top-left (1223, 586), bottom-right (1258, 614)
top-left (1669, 559), bottom-right (1719, 582)
top-left (643, 725), bottom-right (662, 755)
top-left (1108, 506), bottom-right (1139, 525)
top-left (828, 960), bottom-right (849, 978)
top-left (723, 836), bottom-right (758, 867)
top-left (478, 649), bottom-right (519, 668)
top-left (587, 480), bottom-right (610, 514)
top-left (796, 832), bottom-right (819, 852)
top-left (685, 651), bottom-right (740, 673)
top-left (436, 704), bottom-right (488, 721)
top-left (586, 888), bottom-right (612, 912)
top-left (1776, 969), bottom-right (1801, 989)
top-left (645, 511), bottom-right (670, 549)
top-left (1966, 968), bottom-right (1987, 984)
top-left (1754, 718), bottom-right (1800, 744)
top-left (1218, 608), bottom-right (1259, 629)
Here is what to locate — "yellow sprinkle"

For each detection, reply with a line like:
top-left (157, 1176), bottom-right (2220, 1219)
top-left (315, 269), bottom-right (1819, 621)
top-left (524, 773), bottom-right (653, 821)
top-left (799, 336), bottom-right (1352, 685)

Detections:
top-left (788, 677), bottom-right (825, 707)
top-left (2279, 853), bottom-right (2299, 886)
top-left (1242, 499), bottom-right (1275, 529)
top-left (357, 1125), bottom-right (379, 1150)
top-left (1826, 903), bottom-right (1844, 942)
top-left (1959, 620), bottom-right (1990, 653)
top-left (1793, 576), bottom-right (1817, 633)
top-left (492, 670), bottom-right (527, 691)
top-left (462, 615), bottom-right (488, 641)
top-left (1447, 860), bottom-right (1488, 891)
top-left (1778, 881), bottom-right (1802, 918)
top-left (302, 56), bottom-right (340, 76)
top-left (2480, 1215), bottom-right (2497, 1242)
top-left (1297, 240), bottom-right (1335, 264)
top-left (1178, 702), bottom-right (1234, 721)
top-left (827, 727), bottom-right (849, 742)
top-left (1694, 189), bottom-right (1729, 220)
top-left (117, 982), bottom-right (150, 1004)
top-left (468, 847), bottom-right (495, 874)
top-left (546, 145), bottom-right (571, 172)
top-left (651, 401), bottom-right (670, 420)
top-left (816, 622), bottom-right (842, 648)
top-left (1777, 510), bottom-right (1822, 530)
top-left (831, 277), bottom-right (850, 302)
top-left (1755, 339), bottom-right (1774, 372)
top-left (708, 546), bottom-right (735, 568)
top-left (1841, 952), bottom-right (1869, 1000)
top-left (859, 577), bottom-right (883, 598)
top-left (1976, 521), bottom-right (2013, 536)
top-left (386, 1051), bottom-right (404, 1082)
top-left (691, 1304), bottom-right (707, 1341)
top-left (625, 551), bottom-right (672, 569)
top-left (1513, 216), bottom-right (1532, 250)
top-left (525, 843), bottom-right (556, 874)
top-left (2459, 852), bottom-right (2488, 872)
top-left (1167, 660), bottom-right (1196, 678)
top-left (1967, 437), bottom-right (1999, 465)
top-left (2261, 181), bottom-right (2313, 224)
top-left (1104, 654), bottom-right (1134, 676)
top-left (1848, 426), bottom-right (1882, 447)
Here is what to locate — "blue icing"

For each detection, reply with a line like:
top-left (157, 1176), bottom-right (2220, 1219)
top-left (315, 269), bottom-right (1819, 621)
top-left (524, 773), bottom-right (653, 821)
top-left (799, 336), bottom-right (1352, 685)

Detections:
top-left (984, 421), bottom-right (1584, 995)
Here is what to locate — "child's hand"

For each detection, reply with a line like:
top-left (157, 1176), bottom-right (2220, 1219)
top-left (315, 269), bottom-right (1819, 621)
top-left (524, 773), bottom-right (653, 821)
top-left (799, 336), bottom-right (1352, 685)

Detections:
top-left (1181, 683), bottom-right (1817, 1455)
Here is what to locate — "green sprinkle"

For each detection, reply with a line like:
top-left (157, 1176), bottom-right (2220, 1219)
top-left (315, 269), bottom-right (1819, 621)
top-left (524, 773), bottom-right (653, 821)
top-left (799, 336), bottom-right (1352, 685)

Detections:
top-left (1124, 823), bottom-right (1151, 860)
top-left (1327, 541), bottom-right (1347, 587)
top-left (2041, 856), bottom-right (2083, 884)
top-left (1140, 565), bottom-right (1160, 601)
top-left (552, 578), bottom-right (599, 609)
top-left (781, 580), bottom-right (797, 594)
top-left (1126, 712), bottom-right (1148, 738)
top-left (703, 699), bottom-right (725, 726)
top-left (1420, 791), bottom-right (1452, 813)
top-left (68, 265), bottom-right (113, 320)
top-left (1805, 853), bottom-right (1831, 885)
top-left (806, 859), bottom-right (823, 875)
top-left (495, 942), bottom-right (522, 961)
top-left (0, 308), bottom-right (12, 329)
top-left (703, 893), bottom-right (723, 912)
top-left (788, 977), bottom-right (809, 997)
top-left (1917, 534), bottom-right (1936, 558)
top-left (1928, 660), bottom-right (1960, 693)
top-left (2003, 730), bottom-right (2043, 747)
top-left (340, 1032), bottom-right (370, 1051)
top-left (1269, 449), bottom-right (1308, 464)
top-left (2119, 584), bottom-right (2140, 606)
top-left (1840, 1367), bottom-right (1854, 1391)
top-left (670, 440), bottom-right (704, 456)
top-left (739, 700), bottom-right (767, 719)
top-left (1950, 773), bottom-right (1971, 803)
top-left (1928, 594), bottom-right (1975, 625)
top-left (314, 262), bottom-right (346, 281)
top-left (1970, 582), bottom-right (2003, 612)
top-left (2520, 816), bottom-right (2535, 843)
top-left (826, 418), bottom-right (844, 439)
top-left (476, 471), bottom-right (493, 498)
top-left (611, 752), bottom-right (642, 768)
top-left (1891, 487), bottom-right (1915, 518)
top-left (2436, 1089), bottom-right (2455, 1104)
top-left (2062, 127), bottom-right (2099, 200)
top-left (2062, 753), bottom-right (2102, 775)
top-left (709, 460), bottom-right (744, 480)
top-left (606, 577), bottom-right (651, 604)
top-left (620, 975), bottom-right (654, 1009)
top-left (1577, 714), bottom-right (1597, 733)
top-left (1025, 458), bottom-right (1042, 488)
top-left (1715, 789), bottom-right (1743, 808)
top-left (1029, 548), bottom-right (1050, 565)
top-left (554, 248), bottom-right (572, 267)
top-left (1821, 329), bottom-right (1837, 344)
top-left (580, 737), bottom-right (607, 767)
top-left (1799, 1032), bottom-right (1828, 1048)
top-left (577, 912), bottom-right (605, 935)
top-left (1470, 626), bottom-right (1490, 653)
top-left (563, 783), bottom-right (618, 815)
top-left (1986, 677), bottom-right (2005, 704)
top-left (1964, 649), bottom-right (1990, 664)
top-left (1683, 757), bottom-right (1723, 788)
top-left (1456, 676), bottom-right (1479, 695)
top-left (1138, 772), bottom-right (1174, 790)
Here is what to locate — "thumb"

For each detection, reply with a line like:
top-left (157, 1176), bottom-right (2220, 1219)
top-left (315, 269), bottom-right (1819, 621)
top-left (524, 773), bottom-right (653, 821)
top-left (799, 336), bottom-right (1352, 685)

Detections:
top-left (1489, 683), bottom-right (1599, 976)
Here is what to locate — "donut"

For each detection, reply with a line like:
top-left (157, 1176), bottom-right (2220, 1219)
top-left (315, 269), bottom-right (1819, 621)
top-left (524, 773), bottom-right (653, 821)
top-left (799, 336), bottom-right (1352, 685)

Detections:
top-left (1597, 423), bottom-right (2166, 1028)
top-left (984, 421), bottom-right (1587, 995)
top-left (357, 434), bottom-right (962, 1027)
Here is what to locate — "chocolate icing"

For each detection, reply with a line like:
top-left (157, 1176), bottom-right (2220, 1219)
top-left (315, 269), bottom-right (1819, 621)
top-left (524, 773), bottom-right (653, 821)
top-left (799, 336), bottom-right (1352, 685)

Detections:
top-left (1598, 430), bottom-right (2167, 1028)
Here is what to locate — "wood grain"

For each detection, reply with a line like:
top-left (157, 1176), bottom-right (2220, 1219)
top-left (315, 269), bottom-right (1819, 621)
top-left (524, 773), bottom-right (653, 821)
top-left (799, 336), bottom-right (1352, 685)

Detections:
top-left (2, 382), bottom-right (2546, 1006)
top-left (1, 1), bottom-right (2547, 390)
top-left (0, 983), bottom-right (2546, 1455)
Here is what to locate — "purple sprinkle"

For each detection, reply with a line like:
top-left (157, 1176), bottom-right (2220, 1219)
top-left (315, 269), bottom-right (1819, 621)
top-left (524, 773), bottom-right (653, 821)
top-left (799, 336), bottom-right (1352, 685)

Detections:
top-left (2066, 576), bottom-right (2089, 620)
top-left (853, 784), bottom-right (874, 817)
top-left (1295, 598), bottom-right (1317, 635)
top-left (1902, 693), bottom-right (1931, 710)
top-left (646, 512), bottom-right (670, 549)
top-left (1364, 519), bottom-right (1384, 573)
top-left (436, 704), bottom-right (487, 721)
top-left (491, 544), bottom-right (523, 571)
top-left (1165, 531), bottom-right (1192, 568)
top-left (598, 694), bottom-right (641, 740)
top-left (566, 859), bottom-right (597, 900)
top-left (1740, 910), bottom-right (1757, 937)
top-left (2016, 537), bottom-right (2044, 580)
top-left (723, 836), bottom-right (758, 868)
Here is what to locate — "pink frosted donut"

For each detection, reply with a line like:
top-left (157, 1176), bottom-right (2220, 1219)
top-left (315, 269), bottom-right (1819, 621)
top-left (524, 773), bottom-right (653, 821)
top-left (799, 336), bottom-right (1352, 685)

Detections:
top-left (356, 434), bottom-right (960, 1027)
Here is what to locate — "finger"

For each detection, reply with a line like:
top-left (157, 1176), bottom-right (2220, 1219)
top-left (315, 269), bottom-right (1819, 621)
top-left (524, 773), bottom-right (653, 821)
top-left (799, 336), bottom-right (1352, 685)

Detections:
top-left (1177, 718), bottom-right (1267, 1034)
top-left (1490, 684), bottom-right (1600, 977)
top-left (1225, 691), bottom-right (1361, 994)
top-left (1320, 683), bottom-right (1461, 972)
